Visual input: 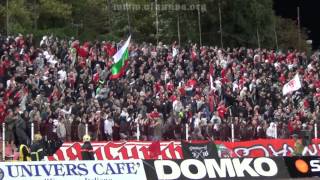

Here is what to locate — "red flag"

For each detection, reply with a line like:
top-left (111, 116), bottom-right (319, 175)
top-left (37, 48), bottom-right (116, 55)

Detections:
top-left (93, 72), bottom-right (100, 84)
top-left (148, 141), bottom-right (161, 159)
top-left (191, 50), bottom-right (197, 61)
top-left (104, 43), bottom-right (116, 57)
top-left (78, 47), bottom-right (88, 58)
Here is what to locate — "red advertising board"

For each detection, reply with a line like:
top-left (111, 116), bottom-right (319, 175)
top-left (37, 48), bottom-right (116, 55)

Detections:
top-left (47, 139), bottom-right (320, 161)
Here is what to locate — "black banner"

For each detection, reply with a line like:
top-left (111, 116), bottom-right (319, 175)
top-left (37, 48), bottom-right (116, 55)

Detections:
top-left (284, 156), bottom-right (320, 178)
top-left (181, 140), bottom-right (219, 159)
top-left (143, 157), bottom-right (289, 180)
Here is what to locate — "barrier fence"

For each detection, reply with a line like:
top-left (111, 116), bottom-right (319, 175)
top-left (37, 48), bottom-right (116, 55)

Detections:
top-left (0, 122), bottom-right (319, 143)
top-left (2, 122), bottom-right (4, 161)
top-left (316, 123), bottom-right (318, 139)
top-left (1, 123), bottom-right (320, 161)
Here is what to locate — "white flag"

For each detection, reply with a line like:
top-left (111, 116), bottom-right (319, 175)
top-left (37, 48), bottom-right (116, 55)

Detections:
top-left (210, 75), bottom-right (215, 90)
top-left (282, 74), bottom-right (302, 95)
top-left (172, 47), bottom-right (178, 57)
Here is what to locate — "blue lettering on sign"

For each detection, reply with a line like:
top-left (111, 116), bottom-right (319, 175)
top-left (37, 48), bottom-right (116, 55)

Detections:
top-left (126, 162), bottom-right (139, 174)
top-left (31, 165), bottom-right (41, 176)
top-left (77, 164), bottom-right (89, 176)
top-left (7, 165), bottom-right (19, 177)
top-left (93, 163), bottom-right (104, 175)
top-left (41, 164), bottom-right (53, 176)
top-left (2, 161), bottom-right (141, 179)
top-left (106, 163), bottom-right (117, 175)
top-left (116, 163), bottom-right (126, 174)
top-left (0, 168), bottom-right (5, 180)
top-left (91, 162), bottom-right (141, 176)
top-left (54, 164), bottom-right (65, 176)
top-left (5, 163), bottom-right (89, 178)
top-left (21, 165), bottom-right (33, 177)
top-left (66, 164), bottom-right (77, 176)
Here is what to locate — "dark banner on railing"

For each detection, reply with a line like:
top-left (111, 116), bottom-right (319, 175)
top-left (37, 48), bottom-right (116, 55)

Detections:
top-left (181, 140), bottom-right (219, 159)
top-left (48, 139), bottom-right (320, 160)
top-left (143, 157), bottom-right (289, 180)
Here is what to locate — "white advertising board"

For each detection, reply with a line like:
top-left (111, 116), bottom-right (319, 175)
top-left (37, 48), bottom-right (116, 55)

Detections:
top-left (0, 160), bottom-right (146, 180)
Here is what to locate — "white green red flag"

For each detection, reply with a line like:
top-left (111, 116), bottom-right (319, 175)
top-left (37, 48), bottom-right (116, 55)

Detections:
top-left (110, 36), bottom-right (131, 79)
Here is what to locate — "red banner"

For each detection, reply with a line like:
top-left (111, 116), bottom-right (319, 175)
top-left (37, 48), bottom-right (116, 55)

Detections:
top-left (47, 139), bottom-right (320, 161)
top-left (46, 141), bottom-right (183, 161)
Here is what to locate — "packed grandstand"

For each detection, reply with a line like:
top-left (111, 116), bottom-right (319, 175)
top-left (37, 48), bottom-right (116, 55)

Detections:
top-left (0, 33), bottom-right (319, 147)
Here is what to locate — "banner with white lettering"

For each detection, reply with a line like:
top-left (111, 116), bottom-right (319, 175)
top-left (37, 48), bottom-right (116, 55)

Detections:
top-left (0, 160), bottom-right (146, 180)
top-left (143, 158), bottom-right (289, 180)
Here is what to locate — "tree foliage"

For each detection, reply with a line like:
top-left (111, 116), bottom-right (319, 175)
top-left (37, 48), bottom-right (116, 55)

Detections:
top-left (0, 0), bottom-right (310, 51)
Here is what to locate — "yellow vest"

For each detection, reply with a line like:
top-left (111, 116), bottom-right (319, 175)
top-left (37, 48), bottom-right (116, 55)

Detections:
top-left (19, 144), bottom-right (31, 161)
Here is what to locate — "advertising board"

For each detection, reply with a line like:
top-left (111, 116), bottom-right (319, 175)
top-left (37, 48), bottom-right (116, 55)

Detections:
top-left (0, 160), bottom-right (146, 180)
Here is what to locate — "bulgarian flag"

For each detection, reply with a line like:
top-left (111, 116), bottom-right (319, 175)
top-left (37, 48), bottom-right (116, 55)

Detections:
top-left (110, 36), bottom-right (131, 79)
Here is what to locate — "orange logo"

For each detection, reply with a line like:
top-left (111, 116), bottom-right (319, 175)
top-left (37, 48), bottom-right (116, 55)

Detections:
top-left (295, 159), bottom-right (309, 173)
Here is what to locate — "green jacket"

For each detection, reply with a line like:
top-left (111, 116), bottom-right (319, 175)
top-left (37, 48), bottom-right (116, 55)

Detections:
top-left (294, 140), bottom-right (304, 156)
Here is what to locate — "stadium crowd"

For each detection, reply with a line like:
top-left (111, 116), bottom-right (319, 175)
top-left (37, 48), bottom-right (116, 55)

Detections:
top-left (0, 33), bottom-right (320, 149)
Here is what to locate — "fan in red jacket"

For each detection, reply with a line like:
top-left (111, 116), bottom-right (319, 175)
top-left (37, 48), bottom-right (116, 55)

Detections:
top-left (217, 102), bottom-right (228, 119)
top-left (0, 100), bottom-right (6, 124)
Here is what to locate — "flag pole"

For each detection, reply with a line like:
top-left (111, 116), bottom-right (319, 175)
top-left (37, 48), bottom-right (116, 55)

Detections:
top-left (256, 27), bottom-right (261, 49)
top-left (218, 0), bottom-right (223, 49)
top-left (177, 14), bottom-right (181, 46)
top-left (297, 6), bottom-right (301, 51)
top-left (274, 18), bottom-right (279, 50)
top-left (155, 0), bottom-right (159, 44)
top-left (315, 123), bottom-right (318, 139)
top-left (6, 0), bottom-right (9, 36)
top-left (197, 2), bottom-right (202, 47)
top-left (126, 1), bottom-right (131, 35)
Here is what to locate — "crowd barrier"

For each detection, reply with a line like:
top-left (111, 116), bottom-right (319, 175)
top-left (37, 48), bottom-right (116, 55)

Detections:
top-left (1, 157), bottom-right (320, 179)
top-left (1, 121), bottom-right (320, 160)
top-left (1, 122), bottom-right (318, 145)
top-left (1, 123), bottom-right (4, 161)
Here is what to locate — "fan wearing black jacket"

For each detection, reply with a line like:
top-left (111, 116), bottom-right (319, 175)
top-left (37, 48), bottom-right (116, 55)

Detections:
top-left (30, 134), bottom-right (45, 161)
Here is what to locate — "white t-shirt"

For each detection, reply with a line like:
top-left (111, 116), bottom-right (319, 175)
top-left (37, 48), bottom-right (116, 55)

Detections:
top-left (104, 119), bottom-right (114, 135)
top-left (266, 123), bottom-right (276, 138)
top-left (58, 70), bottom-right (67, 82)
top-left (173, 100), bottom-right (183, 112)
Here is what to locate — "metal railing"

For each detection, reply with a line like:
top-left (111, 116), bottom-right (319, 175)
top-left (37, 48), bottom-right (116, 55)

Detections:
top-left (2, 122), bottom-right (5, 161)
top-left (0, 121), bottom-right (318, 161)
